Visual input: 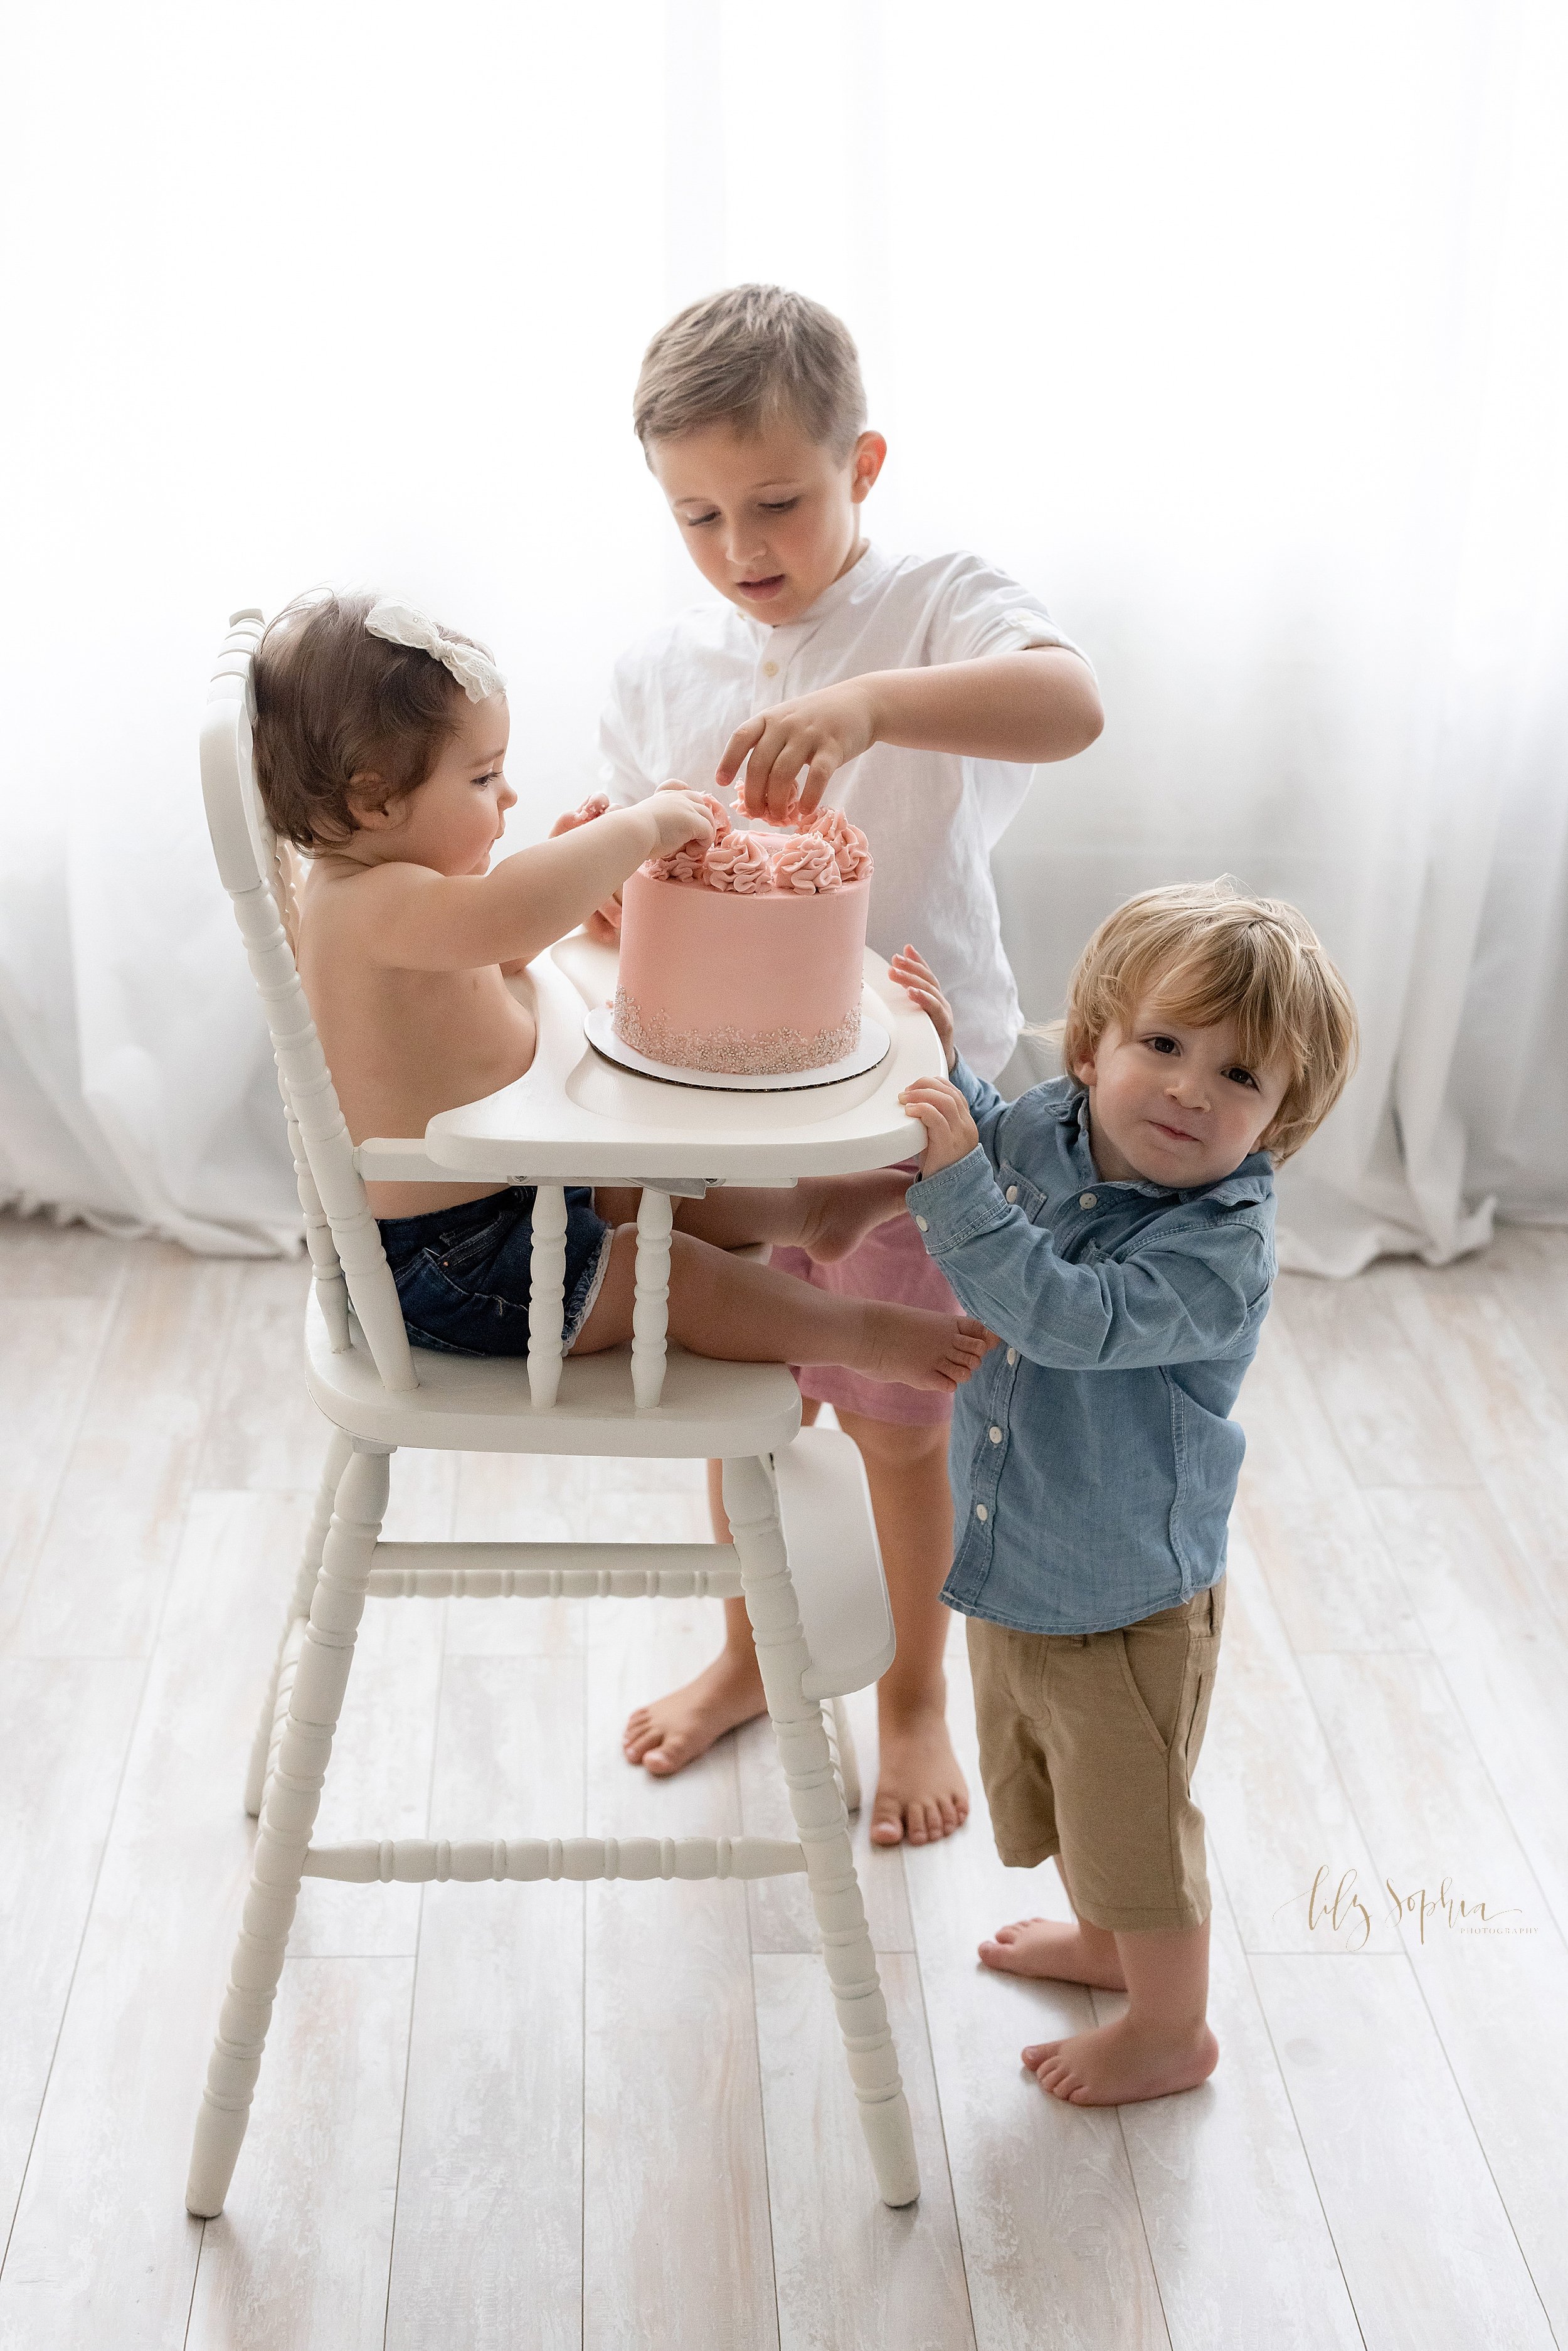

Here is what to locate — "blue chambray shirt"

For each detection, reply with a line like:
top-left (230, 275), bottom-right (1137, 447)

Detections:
top-left (906, 1065), bottom-right (1276, 1638)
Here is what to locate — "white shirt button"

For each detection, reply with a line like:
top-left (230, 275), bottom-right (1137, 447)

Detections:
top-left (989, 1425), bottom-right (1002, 1443)
top-left (975, 1504), bottom-right (988, 1522)
top-left (761, 659), bottom-right (780, 679)
top-left (914, 1214), bottom-right (928, 1231)
top-left (1005, 1185), bottom-right (1018, 1202)
top-left (1079, 1192), bottom-right (1097, 1210)
top-left (1007, 1347), bottom-right (1019, 1366)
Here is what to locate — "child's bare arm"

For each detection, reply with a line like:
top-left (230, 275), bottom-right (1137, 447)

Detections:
top-left (352, 788), bottom-right (711, 972)
top-left (721, 649), bottom-right (1103, 821)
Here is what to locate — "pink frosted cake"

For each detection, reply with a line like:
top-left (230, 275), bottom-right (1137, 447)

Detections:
top-left (613, 797), bottom-right (874, 1076)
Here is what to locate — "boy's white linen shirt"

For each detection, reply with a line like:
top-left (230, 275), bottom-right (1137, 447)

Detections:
top-left (598, 543), bottom-right (1091, 1080)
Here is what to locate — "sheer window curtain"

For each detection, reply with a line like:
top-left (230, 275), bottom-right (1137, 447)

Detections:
top-left (0, 1), bottom-right (1561, 1266)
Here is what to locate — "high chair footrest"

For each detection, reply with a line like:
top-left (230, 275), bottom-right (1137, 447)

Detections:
top-left (366, 1541), bottom-right (744, 1600)
top-left (773, 1428), bottom-right (897, 1699)
top-left (301, 1834), bottom-right (807, 1884)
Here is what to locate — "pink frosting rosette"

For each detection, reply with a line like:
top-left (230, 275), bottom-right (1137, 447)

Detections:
top-left (771, 831), bottom-right (843, 893)
top-left (643, 784), bottom-right (732, 881)
top-left (703, 831), bottom-right (774, 894)
top-left (806, 804), bottom-right (874, 882)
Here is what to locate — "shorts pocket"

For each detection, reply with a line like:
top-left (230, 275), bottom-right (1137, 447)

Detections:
top-left (1114, 1600), bottom-right (1212, 1759)
top-left (1178, 1596), bottom-right (1224, 1769)
top-left (437, 1207), bottom-right (519, 1272)
top-left (391, 1255), bottom-right (492, 1356)
top-left (1113, 1628), bottom-right (1179, 1756)
top-left (1179, 1672), bottom-right (1209, 1769)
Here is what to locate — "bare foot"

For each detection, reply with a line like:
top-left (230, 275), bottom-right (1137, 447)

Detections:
top-left (978, 1918), bottom-right (1127, 1990)
top-left (622, 1646), bottom-right (765, 1776)
top-left (1022, 2015), bottom-right (1219, 2106)
top-left (870, 1703), bottom-right (970, 1845)
top-left (795, 1170), bottom-right (912, 1264)
top-left (861, 1307), bottom-right (992, 1393)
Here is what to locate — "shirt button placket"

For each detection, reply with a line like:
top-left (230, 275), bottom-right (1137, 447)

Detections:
top-left (755, 632), bottom-right (795, 710)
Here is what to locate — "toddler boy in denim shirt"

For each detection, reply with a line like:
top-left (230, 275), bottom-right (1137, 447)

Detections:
top-left (891, 882), bottom-right (1357, 2106)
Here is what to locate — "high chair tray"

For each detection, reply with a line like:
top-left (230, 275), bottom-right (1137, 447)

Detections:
top-left (421, 935), bottom-right (944, 1185)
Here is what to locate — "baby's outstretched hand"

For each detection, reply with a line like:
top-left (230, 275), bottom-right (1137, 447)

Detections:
top-left (549, 797), bottom-right (622, 940)
top-left (549, 792), bottom-right (610, 839)
top-left (649, 780), bottom-right (718, 855)
top-left (899, 1076), bottom-right (980, 1176)
top-left (889, 945), bottom-right (957, 1070)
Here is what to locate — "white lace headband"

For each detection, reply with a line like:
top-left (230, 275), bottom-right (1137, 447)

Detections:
top-left (364, 597), bottom-right (506, 703)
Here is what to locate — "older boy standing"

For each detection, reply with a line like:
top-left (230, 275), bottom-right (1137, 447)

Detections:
top-left (604, 284), bottom-right (1103, 1846)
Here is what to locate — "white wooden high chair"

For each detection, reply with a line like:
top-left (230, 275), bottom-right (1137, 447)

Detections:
top-left (186, 611), bottom-right (921, 2221)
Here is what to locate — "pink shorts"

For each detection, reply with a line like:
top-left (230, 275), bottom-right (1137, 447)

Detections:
top-left (771, 1170), bottom-right (960, 1427)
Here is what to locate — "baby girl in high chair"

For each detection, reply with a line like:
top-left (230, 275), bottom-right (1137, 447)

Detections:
top-left (250, 588), bottom-right (991, 1393)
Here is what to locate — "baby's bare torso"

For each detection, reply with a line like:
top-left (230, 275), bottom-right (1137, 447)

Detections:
top-left (299, 858), bottom-right (538, 1219)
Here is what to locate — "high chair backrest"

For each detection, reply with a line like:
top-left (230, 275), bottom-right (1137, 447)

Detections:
top-left (201, 611), bottom-right (418, 1393)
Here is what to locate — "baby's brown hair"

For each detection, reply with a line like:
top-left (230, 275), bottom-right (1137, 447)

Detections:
top-left (252, 590), bottom-right (493, 849)
top-left (1061, 879), bottom-right (1359, 1162)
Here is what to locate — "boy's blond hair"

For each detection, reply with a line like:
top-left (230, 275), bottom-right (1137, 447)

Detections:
top-left (1061, 879), bottom-right (1358, 1162)
top-left (633, 283), bottom-right (866, 457)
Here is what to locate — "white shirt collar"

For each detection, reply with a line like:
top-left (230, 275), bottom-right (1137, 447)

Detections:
top-left (742, 539), bottom-right (894, 648)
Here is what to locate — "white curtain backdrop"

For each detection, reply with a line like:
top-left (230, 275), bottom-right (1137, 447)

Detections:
top-left (1, 0), bottom-right (1562, 1268)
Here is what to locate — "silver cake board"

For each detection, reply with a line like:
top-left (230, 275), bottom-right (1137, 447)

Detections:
top-left (583, 1000), bottom-right (891, 1093)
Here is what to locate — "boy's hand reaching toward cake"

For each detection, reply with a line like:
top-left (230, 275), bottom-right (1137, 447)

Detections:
top-left (889, 944), bottom-right (958, 1070)
top-left (717, 680), bottom-right (877, 822)
top-left (900, 1075), bottom-right (981, 1176)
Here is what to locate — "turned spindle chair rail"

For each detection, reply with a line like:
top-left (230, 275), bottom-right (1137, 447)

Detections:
top-left (189, 613), bottom-right (918, 2226)
top-left (300, 1835), bottom-right (809, 1885)
top-left (365, 1542), bottom-right (745, 1600)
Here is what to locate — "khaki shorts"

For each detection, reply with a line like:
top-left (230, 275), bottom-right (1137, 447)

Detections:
top-left (966, 1581), bottom-right (1226, 1933)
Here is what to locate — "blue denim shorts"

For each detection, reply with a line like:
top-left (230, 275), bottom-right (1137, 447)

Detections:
top-left (376, 1186), bottom-right (614, 1358)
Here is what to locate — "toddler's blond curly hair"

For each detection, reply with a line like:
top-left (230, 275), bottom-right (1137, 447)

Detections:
top-left (1059, 879), bottom-right (1358, 1162)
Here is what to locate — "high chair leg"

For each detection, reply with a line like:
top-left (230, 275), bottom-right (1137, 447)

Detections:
top-left (188, 1438), bottom-right (391, 2219)
top-left (722, 1455), bottom-right (920, 2209)
top-left (244, 1427), bottom-right (352, 1817)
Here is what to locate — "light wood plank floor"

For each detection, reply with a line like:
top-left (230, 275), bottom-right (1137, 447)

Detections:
top-left (3, 1209), bottom-right (1566, 2350)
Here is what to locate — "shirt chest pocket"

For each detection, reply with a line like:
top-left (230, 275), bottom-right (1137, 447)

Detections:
top-left (995, 1164), bottom-right (1047, 1223)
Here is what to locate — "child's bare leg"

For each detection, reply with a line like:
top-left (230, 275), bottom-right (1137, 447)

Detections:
top-left (834, 1408), bottom-right (968, 1849)
top-left (679, 1174), bottom-right (913, 1264)
top-left (623, 1406), bottom-right (972, 1810)
top-left (595, 1174), bottom-right (913, 1266)
top-left (586, 1230), bottom-right (990, 1776)
top-left (980, 1856), bottom-right (1128, 1988)
top-left (573, 1226), bottom-right (990, 1391)
top-left (1021, 1916), bottom-right (1217, 2106)
top-left (621, 1445), bottom-right (802, 1773)
top-left (980, 1916), bottom-right (1127, 1988)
